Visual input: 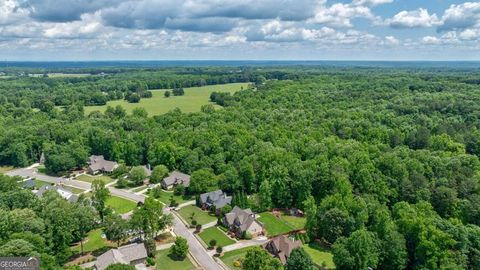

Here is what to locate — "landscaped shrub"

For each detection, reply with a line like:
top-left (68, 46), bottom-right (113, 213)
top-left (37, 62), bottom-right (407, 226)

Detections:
top-left (233, 260), bottom-right (241, 268)
top-left (209, 239), bottom-right (217, 248)
top-left (146, 257), bottom-right (155, 266)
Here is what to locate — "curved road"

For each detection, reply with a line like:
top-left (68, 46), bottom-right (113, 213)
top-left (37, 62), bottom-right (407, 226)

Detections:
top-left (7, 167), bottom-right (223, 270)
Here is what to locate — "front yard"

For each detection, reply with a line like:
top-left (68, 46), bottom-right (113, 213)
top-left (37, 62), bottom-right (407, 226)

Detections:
top-left (198, 227), bottom-right (235, 248)
top-left (304, 243), bottom-right (335, 269)
top-left (106, 196), bottom-right (137, 214)
top-left (149, 188), bottom-right (194, 206)
top-left (155, 249), bottom-right (196, 270)
top-left (177, 205), bottom-right (217, 226)
top-left (76, 174), bottom-right (115, 184)
top-left (257, 212), bottom-right (296, 236)
top-left (220, 246), bottom-right (255, 269)
top-left (71, 228), bottom-right (115, 254)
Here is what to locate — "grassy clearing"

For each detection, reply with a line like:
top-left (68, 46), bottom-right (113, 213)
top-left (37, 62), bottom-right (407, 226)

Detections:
top-left (178, 205), bottom-right (216, 226)
top-left (84, 83), bottom-right (249, 115)
top-left (0, 166), bottom-right (14, 173)
top-left (258, 212), bottom-right (295, 236)
top-left (198, 227), bottom-right (235, 248)
top-left (71, 229), bottom-right (115, 254)
top-left (304, 243), bottom-right (335, 269)
top-left (150, 189), bottom-right (193, 205)
top-left (106, 196), bottom-right (137, 214)
top-left (76, 174), bottom-right (115, 184)
top-left (155, 249), bottom-right (196, 270)
top-left (280, 215), bottom-right (307, 230)
top-left (220, 246), bottom-right (255, 269)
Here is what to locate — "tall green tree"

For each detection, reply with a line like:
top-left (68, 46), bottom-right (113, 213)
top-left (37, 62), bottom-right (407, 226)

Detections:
top-left (91, 179), bottom-right (110, 221)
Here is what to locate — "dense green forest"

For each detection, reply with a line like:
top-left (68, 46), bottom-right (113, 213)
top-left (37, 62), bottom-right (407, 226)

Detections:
top-left (1, 66), bottom-right (480, 269)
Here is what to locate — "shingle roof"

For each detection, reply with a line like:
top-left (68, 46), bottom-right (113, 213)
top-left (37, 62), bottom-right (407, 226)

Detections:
top-left (199, 190), bottom-right (232, 209)
top-left (88, 155), bottom-right (118, 173)
top-left (36, 185), bottom-right (78, 202)
top-left (265, 235), bottom-right (302, 264)
top-left (224, 206), bottom-right (261, 233)
top-left (95, 243), bottom-right (147, 270)
top-left (162, 171), bottom-right (190, 187)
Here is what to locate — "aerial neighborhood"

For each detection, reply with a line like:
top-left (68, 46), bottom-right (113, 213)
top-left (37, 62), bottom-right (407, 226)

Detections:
top-left (2, 145), bottom-right (319, 270)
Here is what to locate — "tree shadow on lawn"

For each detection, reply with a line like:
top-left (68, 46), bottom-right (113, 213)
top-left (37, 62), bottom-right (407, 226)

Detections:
top-left (167, 253), bottom-right (187, 262)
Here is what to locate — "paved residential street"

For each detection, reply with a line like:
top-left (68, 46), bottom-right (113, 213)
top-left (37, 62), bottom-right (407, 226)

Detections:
top-left (7, 166), bottom-right (223, 270)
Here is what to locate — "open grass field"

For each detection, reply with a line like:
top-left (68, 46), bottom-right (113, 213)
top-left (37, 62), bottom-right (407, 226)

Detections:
top-left (304, 243), bottom-right (335, 269)
top-left (0, 166), bottom-right (14, 173)
top-left (258, 212), bottom-right (296, 236)
top-left (280, 215), bottom-right (307, 230)
top-left (71, 228), bottom-right (115, 254)
top-left (151, 189), bottom-right (194, 205)
top-left (76, 174), bottom-right (115, 184)
top-left (155, 249), bottom-right (196, 270)
top-left (198, 227), bottom-right (235, 248)
top-left (84, 83), bottom-right (249, 115)
top-left (106, 196), bottom-right (137, 214)
top-left (220, 246), bottom-right (255, 269)
top-left (178, 205), bottom-right (217, 226)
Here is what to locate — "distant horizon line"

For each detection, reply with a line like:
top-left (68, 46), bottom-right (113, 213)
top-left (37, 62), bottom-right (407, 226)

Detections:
top-left (1, 59), bottom-right (479, 62)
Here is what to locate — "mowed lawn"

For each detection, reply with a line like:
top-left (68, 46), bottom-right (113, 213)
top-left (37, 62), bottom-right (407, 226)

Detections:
top-left (198, 227), bottom-right (235, 247)
top-left (220, 246), bottom-right (256, 269)
top-left (304, 243), bottom-right (335, 269)
top-left (84, 83), bottom-right (249, 115)
top-left (71, 228), bottom-right (115, 254)
top-left (106, 196), bottom-right (137, 214)
top-left (178, 205), bottom-right (216, 226)
top-left (280, 215), bottom-right (307, 230)
top-left (76, 174), bottom-right (115, 184)
top-left (155, 249), bottom-right (196, 270)
top-left (258, 212), bottom-right (296, 236)
top-left (151, 189), bottom-right (194, 205)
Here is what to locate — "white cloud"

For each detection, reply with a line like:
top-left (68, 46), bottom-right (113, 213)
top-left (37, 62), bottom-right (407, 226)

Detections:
top-left (352, 0), bottom-right (393, 7)
top-left (384, 35), bottom-right (399, 45)
top-left (387, 8), bottom-right (439, 28)
top-left (310, 2), bottom-right (376, 27)
top-left (422, 36), bottom-right (440, 45)
top-left (438, 2), bottom-right (480, 31)
top-left (0, 0), bottom-right (29, 25)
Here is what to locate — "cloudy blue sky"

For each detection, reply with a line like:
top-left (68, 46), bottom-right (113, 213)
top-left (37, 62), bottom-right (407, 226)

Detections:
top-left (0, 0), bottom-right (479, 60)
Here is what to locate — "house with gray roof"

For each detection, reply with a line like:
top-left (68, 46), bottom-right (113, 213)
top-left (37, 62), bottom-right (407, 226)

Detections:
top-left (94, 243), bottom-right (147, 270)
top-left (87, 155), bottom-right (119, 175)
top-left (161, 171), bottom-right (190, 190)
top-left (36, 185), bottom-right (79, 203)
top-left (223, 206), bottom-right (265, 238)
top-left (263, 235), bottom-right (302, 264)
top-left (199, 190), bottom-right (232, 213)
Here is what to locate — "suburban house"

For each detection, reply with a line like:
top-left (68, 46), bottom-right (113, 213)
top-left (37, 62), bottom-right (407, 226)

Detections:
top-left (142, 165), bottom-right (152, 177)
top-left (94, 243), bottom-right (148, 270)
top-left (35, 185), bottom-right (79, 203)
top-left (223, 206), bottom-right (265, 238)
top-left (161, 171), bottom-right (191, 190)
top-left (22, 179), bottom-right (35, 189)
top-left (87, 155), bottom-right (119, 175)
top-left (199, 190), bottom-right (232, 213)
top-left (263, 235), bottom-right (302, 264)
